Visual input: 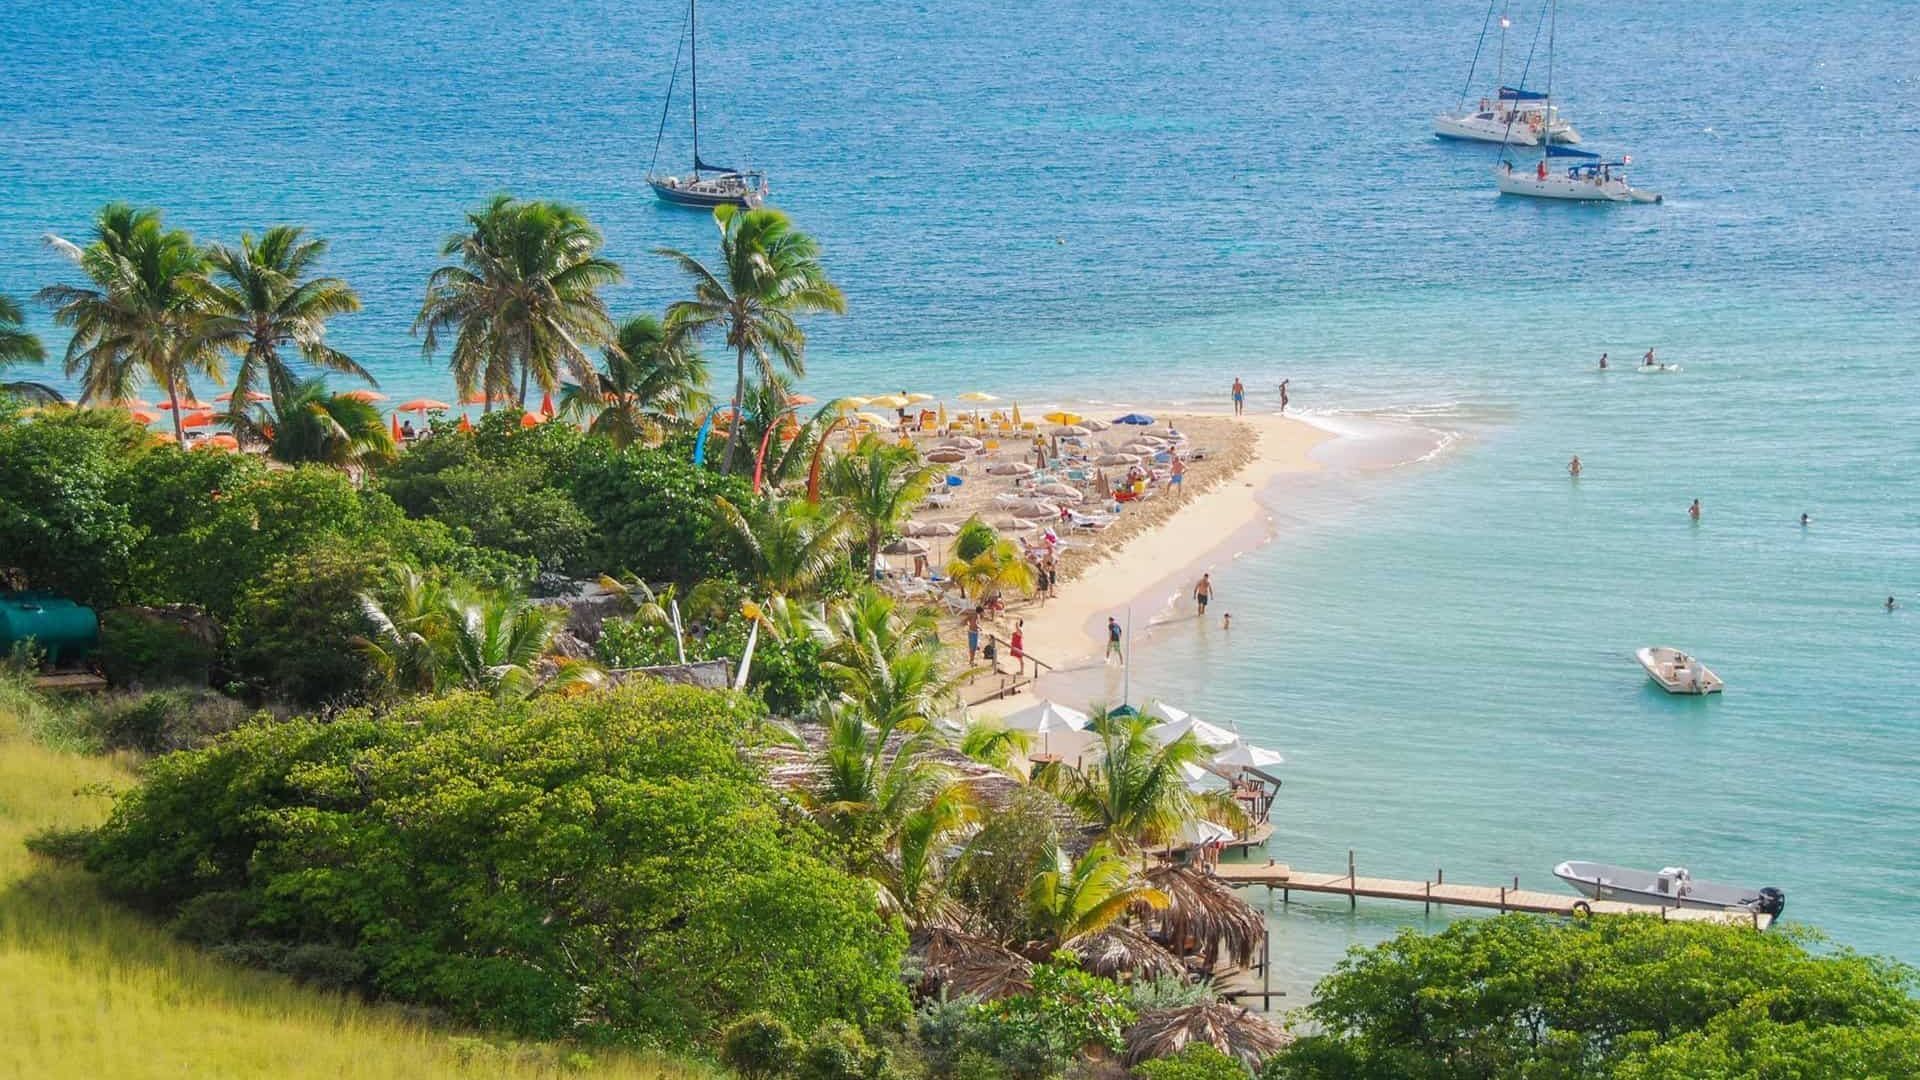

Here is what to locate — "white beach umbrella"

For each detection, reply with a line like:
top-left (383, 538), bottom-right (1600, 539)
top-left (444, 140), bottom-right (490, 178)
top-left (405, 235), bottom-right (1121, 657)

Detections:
top-left (906, 520), bottom-right (960, 537)
top-left (1175, 818), bottom-right (1237, 848)
top-left (1002, 518), bottom-right (1039, 532)
top-left (940, 436), bottom-right (983, 450)
top-left (1149, 715), bottom-right (1240, 750)
top-left (1144, 701), bottom-right (1193, 724)
top-left (997, 701), bottom-right (1094, 757)
top-left (1095, 453), bottom-right (1139, 467)
top-left (1084, 419), bottom-right (1111, 431)
top-left (1009, 500), bottom-right (1059, 519)
top-left (881, 537), bottom-right (930, 556)
top-left (1037, 482), bottom-right (1084, 502)
top-left (986, 461), bottom-right (1035, 477)
top-left (1212, 742), bottom-right (1286, 771)
top-left (926, 448), bottom-right (968, 464)
top-left (1051, 424), bottom-right (1091, 437)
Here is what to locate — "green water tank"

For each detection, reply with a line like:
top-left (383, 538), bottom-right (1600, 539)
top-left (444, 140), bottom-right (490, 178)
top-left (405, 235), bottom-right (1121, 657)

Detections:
top-left (0, 592), bottom-right (100, 666)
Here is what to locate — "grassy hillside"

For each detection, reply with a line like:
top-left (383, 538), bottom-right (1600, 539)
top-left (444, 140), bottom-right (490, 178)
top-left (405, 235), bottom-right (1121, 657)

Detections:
top-left (0, 684), bottom-right (716, 1080)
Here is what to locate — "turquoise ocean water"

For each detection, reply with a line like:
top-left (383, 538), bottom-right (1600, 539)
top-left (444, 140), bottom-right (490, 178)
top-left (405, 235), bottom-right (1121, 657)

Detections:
top-left (4, 1), bottom-right (1918, 997)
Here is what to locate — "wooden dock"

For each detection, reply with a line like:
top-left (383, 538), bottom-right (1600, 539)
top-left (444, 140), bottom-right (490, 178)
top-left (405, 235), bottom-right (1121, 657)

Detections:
top-left (1215, 854), bottom-right (1774, 930)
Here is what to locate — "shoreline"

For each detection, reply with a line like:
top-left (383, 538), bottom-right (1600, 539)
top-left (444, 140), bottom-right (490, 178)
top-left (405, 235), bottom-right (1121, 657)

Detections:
top-left (1003, 411), bottom-right (1333, 688)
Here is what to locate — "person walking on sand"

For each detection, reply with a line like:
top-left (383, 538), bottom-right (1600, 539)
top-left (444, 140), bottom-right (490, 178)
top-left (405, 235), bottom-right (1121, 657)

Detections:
top-left (1689, 498), bottom-right (1701, 521)
top-left (1231, 377), bottom-right (1245, 416)
top-left (1568, 455), bottom-right (1582, 478)
top-left (1171, 455), bottom-right (1186, 488)
top-left (1279, 379), bottom-right (1290, 414)
top-left (1106, 617), bottom-right (1124, 663)
top-left (1194, 573), bottom-right (1213, 616)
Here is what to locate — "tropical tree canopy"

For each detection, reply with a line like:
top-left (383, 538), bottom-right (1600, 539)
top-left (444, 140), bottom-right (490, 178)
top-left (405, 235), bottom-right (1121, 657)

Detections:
top-left (1039, 711), bottom-right (1244, 851)
top-left (658, 206), bottom-right (844, 472)
top-left (0, 293), bottom-right (59, 404)
top-left (357, 564), bottom-right (596, 699)
top-left (558, 312), bottom-right (711, 448)
top-left (38, 203), bottom-right (217, 441)
top-left (195, 224), bottom-right (366, 420)
top-left (829, 435), bottom-right (938, 575)
top-left (714, 494), bottom-right (853, 598)
top-left (416, 194), bottom-right (621, 409)
top-left (232, 376), bottom-right (394, 469)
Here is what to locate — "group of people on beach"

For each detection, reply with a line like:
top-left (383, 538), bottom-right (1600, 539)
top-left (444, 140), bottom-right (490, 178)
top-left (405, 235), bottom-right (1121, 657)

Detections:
top-left (1230, 378), bottom-right (1288, 416)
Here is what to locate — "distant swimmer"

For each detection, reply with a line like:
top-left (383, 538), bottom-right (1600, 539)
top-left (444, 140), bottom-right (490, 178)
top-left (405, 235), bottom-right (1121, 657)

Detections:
top-left (1689, 498), bottom-right (1701, 521)
top-left (1889, 596), bottom-right (1899, 612)
top-left (1800, 513), bottom-right (1811, 527)
top-left (1644, 348), bottom-right (1658, 367)
top-left (1568, 455), bottom-right (1583, 477)
top-left (1599, 353), bottom-right (1609, 370)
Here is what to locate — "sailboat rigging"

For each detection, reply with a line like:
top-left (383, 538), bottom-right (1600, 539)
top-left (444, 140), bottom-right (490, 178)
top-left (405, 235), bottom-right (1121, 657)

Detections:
top-left (1435, 0), bottom-right (1581, 146)
top-left (646, 0), bottom-right (768, 209)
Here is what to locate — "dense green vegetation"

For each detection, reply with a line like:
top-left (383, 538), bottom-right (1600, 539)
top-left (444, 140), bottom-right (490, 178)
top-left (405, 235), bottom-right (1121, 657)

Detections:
top-left (1261, 915), bottom-right (1920, 1080)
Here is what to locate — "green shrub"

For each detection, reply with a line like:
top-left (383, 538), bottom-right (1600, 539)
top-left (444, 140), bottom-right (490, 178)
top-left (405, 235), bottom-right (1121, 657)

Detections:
top-left (85, 688), bottom-right (252, 753)
top-left (724, 1012), bottom-right (802, 1079)
top-left (169, 889), bottom-right (263, 945)
top-left (83, 683), bottom-right (911, 1046)
top-left (0, 406), bottom-right (147, 606)
top-left (98, 609), bottom-right (217, 688)
top-left (953, 517), bottom-right (998, 563)
top-left (967, 960), bottom-right (1135, 1080)
top-left (1137, 1045), bottom-right (1248, 1080)
top-left (798, 1022), bottom-right (884, 1080)
top-left (570, 444), bottom-right (752, 585)
top-left (224, 539), bottom-right (383, 707)
top-left (280, 943), bottom-right (372, 994)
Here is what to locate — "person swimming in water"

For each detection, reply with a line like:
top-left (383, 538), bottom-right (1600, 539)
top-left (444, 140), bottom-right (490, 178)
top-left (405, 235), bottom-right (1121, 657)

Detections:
top-left (1689, 498), bottom-right (1701, 521)
top-left (1801, 513), bottom-right (1811, 527)
top-left (1568, 455), bottom-right (1582, 478)
top-left (1888, 596), bottom-right (1898, 612)
top-left (1644, 348), bottom-right (1657, 367)
top-left (1599, 353), bottom-right (1609, 370)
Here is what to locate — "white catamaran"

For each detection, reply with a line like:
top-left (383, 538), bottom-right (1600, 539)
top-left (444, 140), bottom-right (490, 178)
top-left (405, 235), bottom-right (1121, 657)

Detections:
top-left (1435, 3), bottom-right (1581, 146)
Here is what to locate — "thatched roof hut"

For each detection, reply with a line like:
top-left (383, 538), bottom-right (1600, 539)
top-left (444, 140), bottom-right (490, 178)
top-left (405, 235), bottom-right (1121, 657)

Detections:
top-left (1123, 1003), bottom-right (1294, 1069)
top-left (912, 926), bottom-right (1034, 1001)
top-left (1138, 865), bottom-right (1266, 968)
top-left (1067, 924), bottom-right (1185, 982)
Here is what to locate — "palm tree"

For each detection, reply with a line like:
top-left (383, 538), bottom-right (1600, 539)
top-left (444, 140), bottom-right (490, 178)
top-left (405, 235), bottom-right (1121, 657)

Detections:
top-left (196, 225), bottom-right (367, 424)
top-left (38, 204), bottom-right (218, 442)
top-left (232, 376), bottom-right (394, 469)
top-left (558, 313), bottom-right (710, 448)
top-left (829, 436), bottom-right (939, 574)
top-left (0, 294), bottom-right (61, 404)
top-left (1038, 711), bottom-right (1246, 851)
top-left (1026, 841), bottom-right (1168, 947)
top-left (658, 206), bottom-right (845, 473)
top-left (416, 195), bottom-right (621, 410)
top-left (820, 588), bottom-right (970, 731)
top-left (356, 568), bottom-right (598, 700)
top-left (713, 494), bottom-right (853, 597)
top-left (946, 536), bottom-right (1037, 607)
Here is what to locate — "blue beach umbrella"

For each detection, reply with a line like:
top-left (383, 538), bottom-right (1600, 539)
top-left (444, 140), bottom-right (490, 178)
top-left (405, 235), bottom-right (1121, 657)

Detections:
top-left (1113, 413), bottom-right (1155, 425)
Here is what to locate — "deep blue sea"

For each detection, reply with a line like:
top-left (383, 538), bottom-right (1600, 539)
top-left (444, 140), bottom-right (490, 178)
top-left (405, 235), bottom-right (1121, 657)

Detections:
top-left (4, 1), bottom-right (1918, 999)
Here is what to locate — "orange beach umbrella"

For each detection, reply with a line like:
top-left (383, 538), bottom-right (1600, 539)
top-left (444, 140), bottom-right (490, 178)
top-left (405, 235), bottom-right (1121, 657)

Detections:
top-left (398, 398), bottom-right (450, 413)
top-left (539, 391), bottom-right (555, 418)
top-left (342, 389), bottom-right (387, 403)
top-left (198, 433), bottom-right (240, 451)
top-left (180, 411), bottom-right (215, 429)
top-left (214, 390), bottom-right (271, 403)
top-left (391, 413), bottom-right (403, 441)
top-left (519, 411), bottom-right (543, 428)
top-left (159, 398), bottom-right (210, 411)
top-left (97, 398), bottom-right (153, 410)
top-left (457, 414), bottom-right (473, 433)
top-left (127, 409), bottom-right (159, 425)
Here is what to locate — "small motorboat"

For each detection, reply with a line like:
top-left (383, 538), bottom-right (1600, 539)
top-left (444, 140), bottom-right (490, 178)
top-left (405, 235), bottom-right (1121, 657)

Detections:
top-left (1555, 860), bottom-right (1786, 916)
top-left (1636, 646), bottom-right (1723, 694)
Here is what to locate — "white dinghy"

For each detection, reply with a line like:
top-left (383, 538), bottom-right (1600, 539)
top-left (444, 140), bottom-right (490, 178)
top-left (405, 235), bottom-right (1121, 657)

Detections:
top-left (1636, 646), bottom-right (1723, 694)
top-left (1555, 860), bottom-right (1785, 916)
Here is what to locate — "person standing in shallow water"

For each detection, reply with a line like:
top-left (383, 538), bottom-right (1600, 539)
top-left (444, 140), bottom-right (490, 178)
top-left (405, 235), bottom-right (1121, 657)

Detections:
top-left (1106, 617), bottom-right (1124, 663)
top-left (1278, 379), bottom-right (1290, 413)
top-left (1689, 498), bottom-right (1702, 521)
top-left (1231, 377), bottom-right (1245, 416)
top-left (1194, 573), bottom-right (1213, 616)
top-left (1568, 455), bottom-right (1582, 478)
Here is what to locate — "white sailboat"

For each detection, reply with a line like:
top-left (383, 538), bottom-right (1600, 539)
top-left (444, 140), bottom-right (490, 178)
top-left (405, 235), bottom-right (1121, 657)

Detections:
top-left (1494, 0), bottom-right (1659, 203)
top-left (645, 0), bottom-right (768, 209)
top-left (1435, 3), bottom-right (1581, 146)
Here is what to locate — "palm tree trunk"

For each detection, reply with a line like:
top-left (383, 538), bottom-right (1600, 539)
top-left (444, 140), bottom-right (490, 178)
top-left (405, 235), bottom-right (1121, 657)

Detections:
top-left (869, 527), bottom-right (881, 582)
top-left (722, 344), bottom-right (746, 473)
top-left (518, 365), bottom-right (530, 413)
top-left (165, 382), bottom-right (184, 445)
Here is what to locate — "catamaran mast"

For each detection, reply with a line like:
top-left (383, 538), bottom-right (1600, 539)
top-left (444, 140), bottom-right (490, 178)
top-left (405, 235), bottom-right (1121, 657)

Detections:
top-left (1497, 3), bottom-right (1508, 92)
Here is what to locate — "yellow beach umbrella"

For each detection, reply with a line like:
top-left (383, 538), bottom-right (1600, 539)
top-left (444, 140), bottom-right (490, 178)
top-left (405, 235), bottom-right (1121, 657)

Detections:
top-left (1043, 410), bottom-right (1084, 425)
top-left (1010, 402), bottom-right (1022, 426)
top-left (903, 392), bottom-right (935, 404)
top-left (958, 391), bottom-right (997, 403)
top-left (837, 395), bottom-right (871, 410)
top-left (937, 402), bottom-right (947, 429)
top-left (854, 411), bottom-right (896, 427)
top-left (869, 393), bottom-right (910, 409)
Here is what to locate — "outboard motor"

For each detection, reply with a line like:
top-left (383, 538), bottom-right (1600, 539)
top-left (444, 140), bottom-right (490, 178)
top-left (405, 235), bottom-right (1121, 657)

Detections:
top-left (1755, 887), bottom-right (1787, 917)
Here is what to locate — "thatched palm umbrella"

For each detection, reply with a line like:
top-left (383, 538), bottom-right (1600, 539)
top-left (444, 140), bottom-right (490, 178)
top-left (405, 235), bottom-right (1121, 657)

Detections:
top-left (912, 926), bottom-right (1034, 1001)
top-left (1138, 865), bottom-right (1266, 968)
top-left (1067, 924), bottom-right (1185, 981)
top-left (1123, 1003), bottom-right (1293, 1069)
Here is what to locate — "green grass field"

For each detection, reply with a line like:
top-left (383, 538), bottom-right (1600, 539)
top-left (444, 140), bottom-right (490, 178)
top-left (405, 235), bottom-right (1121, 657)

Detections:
top-left (0, 684), bottom-right (717, 1079)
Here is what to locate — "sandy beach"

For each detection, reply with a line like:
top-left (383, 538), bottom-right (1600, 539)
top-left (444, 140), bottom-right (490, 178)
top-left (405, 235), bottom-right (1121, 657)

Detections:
top-left (923, 410), bottom-right (1330, 708)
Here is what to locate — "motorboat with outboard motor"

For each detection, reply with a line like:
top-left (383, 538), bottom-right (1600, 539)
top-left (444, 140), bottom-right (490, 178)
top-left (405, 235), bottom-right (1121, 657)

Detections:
top-left (1555, 860), bottom-right (1786, 917)
top-left (1636, 646), bottom-right (1723, 694)
top-left (1497, 146), bottom-right (1661, 202)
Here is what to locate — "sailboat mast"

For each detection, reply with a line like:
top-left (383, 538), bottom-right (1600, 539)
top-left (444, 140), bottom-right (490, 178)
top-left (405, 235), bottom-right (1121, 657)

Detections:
top-left (689, 0), bottom-right (700, 176)
top-left (1497, 3), bottom-right (1508, 92)
top-left (1545, 0), bottom-right (1555, 154)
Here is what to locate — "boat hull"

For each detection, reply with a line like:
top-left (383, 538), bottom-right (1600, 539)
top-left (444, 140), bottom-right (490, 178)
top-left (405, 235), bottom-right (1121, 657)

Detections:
top-left (1555, 861), bottom-right (1784, 916)
top-left (647, 177), bottom-right (764, 209)
top-left (1635, 646), bottom-right (1723, 694)
top-left (1495, 165), bottom-right (1658, 203)
top-left (1434, 112), bottom-right (1580, 146)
